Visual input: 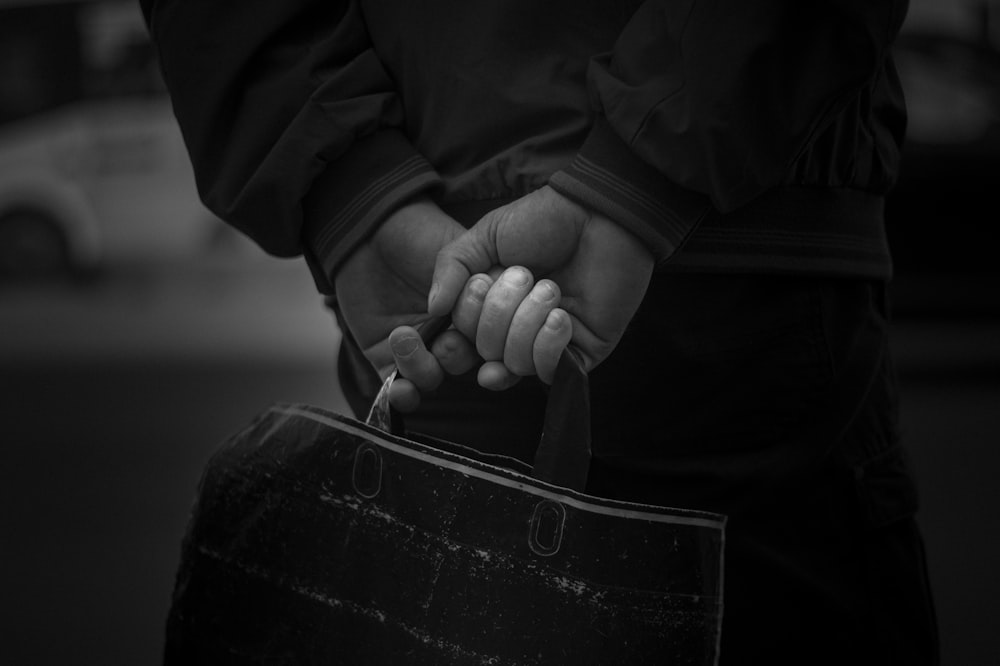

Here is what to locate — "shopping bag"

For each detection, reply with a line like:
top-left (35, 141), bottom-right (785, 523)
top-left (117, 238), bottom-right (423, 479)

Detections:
top-left (164, 349), bottom-right (726, 665)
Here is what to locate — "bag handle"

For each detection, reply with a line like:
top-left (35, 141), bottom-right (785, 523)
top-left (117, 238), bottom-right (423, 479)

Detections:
top-left (365, 317), bottom-right (591, 492)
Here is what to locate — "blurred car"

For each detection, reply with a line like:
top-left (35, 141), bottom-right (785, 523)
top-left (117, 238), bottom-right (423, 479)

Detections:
top-left (887, 29), bottom-right (1000, 280)
top-left (0, 0), bottom-right (244, 281)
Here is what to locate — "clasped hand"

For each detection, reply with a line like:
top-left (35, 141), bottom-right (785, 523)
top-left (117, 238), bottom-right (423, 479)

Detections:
top-left (335, 186), bottom-right (654, 413)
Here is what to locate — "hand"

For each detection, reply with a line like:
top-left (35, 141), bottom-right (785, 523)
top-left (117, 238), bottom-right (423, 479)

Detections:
top-left (446, 265), bottom-right (573, 389)
top-left (334, 198), bottom-right (479, 405)
top-left (428, 186), bottom-right (655, 385)
top-left (383, 262), bottom-right (571, 409)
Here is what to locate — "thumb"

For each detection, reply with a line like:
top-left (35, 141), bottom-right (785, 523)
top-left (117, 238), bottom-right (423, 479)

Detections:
top-left (428, 217), bottom-right (499, 317)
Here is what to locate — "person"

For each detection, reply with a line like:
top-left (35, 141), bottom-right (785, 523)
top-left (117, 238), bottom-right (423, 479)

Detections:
top-left (139, 0), bottom-right (939, 663)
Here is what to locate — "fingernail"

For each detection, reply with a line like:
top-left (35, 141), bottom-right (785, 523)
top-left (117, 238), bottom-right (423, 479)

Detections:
top-left (392, 336), bottom-right (419, 357)
top-left (504, 267), bottom-right (530, 286)
top-left (545, 309), bottom-right (567, 330)
top-left (428, 282), bottom-right (440, 308)
top-left (469, 276), bottom-right (490, 300)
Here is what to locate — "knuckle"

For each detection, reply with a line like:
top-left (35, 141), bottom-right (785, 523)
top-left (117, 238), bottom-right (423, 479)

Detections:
top-left (476, 334), bottom-right (501, 361)
top-left (504, 335), bottom-right (536, 376)
top-left (453, 316), bottom-right (477, 341)
top-left (413, 364), bottom-right (442, 391)
top-left (504, 353), bottom-right (534, 377)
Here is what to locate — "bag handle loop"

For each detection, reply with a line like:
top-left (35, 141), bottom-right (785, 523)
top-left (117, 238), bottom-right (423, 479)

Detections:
top-left (365, 317), bottom-right (591, 492)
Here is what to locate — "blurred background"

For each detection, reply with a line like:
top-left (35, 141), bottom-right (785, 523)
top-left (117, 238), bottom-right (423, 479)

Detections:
top-left (0, 0), bottom-right (997, 664)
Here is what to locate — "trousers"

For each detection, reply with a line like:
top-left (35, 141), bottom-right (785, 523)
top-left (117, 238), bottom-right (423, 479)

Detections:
top-left (333, 272), bottom-right (939, 665)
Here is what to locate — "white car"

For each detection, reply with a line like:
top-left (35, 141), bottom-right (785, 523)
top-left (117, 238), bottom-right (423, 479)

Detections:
top-left (0, 0), bottom-right (244, 280)
top-left (0, 97), bottom-right (234, 278)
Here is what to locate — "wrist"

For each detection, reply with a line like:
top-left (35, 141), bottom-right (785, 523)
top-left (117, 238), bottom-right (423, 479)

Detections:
top-left (367, 198), bottom-right (465, 287)
top-left (547, 185), bottom-right (654, 270)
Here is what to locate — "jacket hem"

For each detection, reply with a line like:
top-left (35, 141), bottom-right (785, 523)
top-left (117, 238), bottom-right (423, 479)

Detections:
top-left (662, 186), bottom-right (892, 279)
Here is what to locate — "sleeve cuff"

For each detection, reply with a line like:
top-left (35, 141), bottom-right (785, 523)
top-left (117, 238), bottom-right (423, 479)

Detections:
top-left (302, 128), bottom-right (441, 292)
top-left (548, 116), bottom-right (711, 265)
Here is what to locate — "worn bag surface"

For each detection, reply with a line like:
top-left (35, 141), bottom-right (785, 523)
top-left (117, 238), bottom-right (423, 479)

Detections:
top-left (164, 352), bottom-right (726, 665)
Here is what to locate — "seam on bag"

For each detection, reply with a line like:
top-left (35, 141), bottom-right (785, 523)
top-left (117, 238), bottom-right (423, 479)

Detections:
top-left (272, 405), bottom-right (727, 530)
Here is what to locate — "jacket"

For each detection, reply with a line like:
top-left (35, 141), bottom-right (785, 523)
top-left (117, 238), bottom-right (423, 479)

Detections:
top-left (139, 0), bottom-right (909, 293)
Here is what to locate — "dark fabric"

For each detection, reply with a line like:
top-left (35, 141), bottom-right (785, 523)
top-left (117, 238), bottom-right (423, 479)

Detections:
top-left (583, 274), bottom-right (939, 665)
top-left (334, 274), bottom-right (939, 665)
top-left (565, 1), bottom-right (910, 214)
top-left (141, 0), bottom-right (907, 287)
top-left (660, 186), bottom-right (893, 279)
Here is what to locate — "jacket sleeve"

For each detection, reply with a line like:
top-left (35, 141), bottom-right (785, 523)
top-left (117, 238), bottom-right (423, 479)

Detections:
top-left (140, 0), bottom-right (441, 292)
top-left (548, 0), bottom-right (909, 264)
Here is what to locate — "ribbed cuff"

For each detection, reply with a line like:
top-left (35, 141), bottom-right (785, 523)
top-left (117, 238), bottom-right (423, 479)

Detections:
top-left (548, 116), bottom-right (710, 264)
top-left (663, 186), bottom-right (893, 280)
top-left (302, 129), bottom-right (441, 292)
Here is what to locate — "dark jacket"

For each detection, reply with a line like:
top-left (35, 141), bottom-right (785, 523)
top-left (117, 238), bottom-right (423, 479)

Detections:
top-left (140, 0), bottom-right (909, 293)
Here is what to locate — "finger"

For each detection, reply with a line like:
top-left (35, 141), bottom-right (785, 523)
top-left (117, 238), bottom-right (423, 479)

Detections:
top-left (503, 279), bottom-right (561, 376)
top-left (451, 273), bottom-right (494, 341)
top-left (389, 326), bottom-right (443, 392)
top-left (388, 377), bottom-right (422, 413)
top-left (533, 308), bottom-right (573, 384)
top-left (477, 361), bottom-right (523, 392)
top-left (477, 266), bottom-right (534, 361)
top-left (429, 222), bottom-right (498, 317)
top-left (431, 329), bottom-right (480, 376)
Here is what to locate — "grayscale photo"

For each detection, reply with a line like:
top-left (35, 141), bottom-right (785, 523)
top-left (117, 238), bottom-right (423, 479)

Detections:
top-left (2, 0), bottom-right (997, 664)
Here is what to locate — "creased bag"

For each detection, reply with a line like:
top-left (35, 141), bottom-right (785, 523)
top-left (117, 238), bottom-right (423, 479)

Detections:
top-left (164, 349), bottom-right (726, 665)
